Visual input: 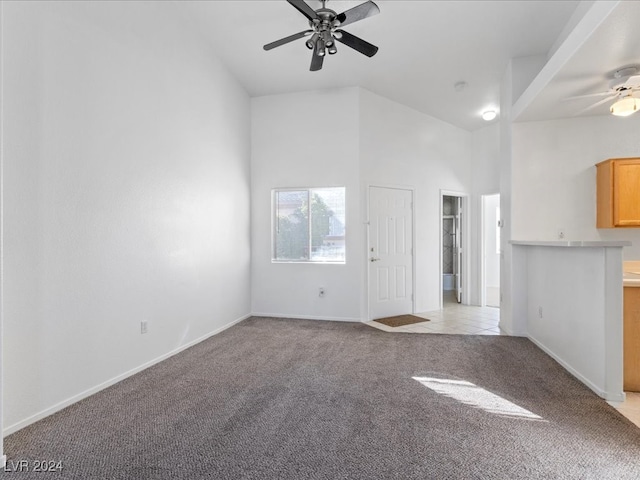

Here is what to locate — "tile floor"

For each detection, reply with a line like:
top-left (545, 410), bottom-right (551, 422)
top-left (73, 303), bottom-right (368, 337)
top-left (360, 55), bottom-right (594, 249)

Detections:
top-left (616, 392), bottom-right (640, 429)
top-left (366, 290), bottom-right (503, 336)
top-left (366, 290), bottom-right (640, 429)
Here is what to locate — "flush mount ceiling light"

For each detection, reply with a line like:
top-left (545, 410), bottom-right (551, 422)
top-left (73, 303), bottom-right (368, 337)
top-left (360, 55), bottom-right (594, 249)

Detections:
top-left (482, 110), bottom-right (497, 121)
top-left (610, 93), bottom-right (640, 117)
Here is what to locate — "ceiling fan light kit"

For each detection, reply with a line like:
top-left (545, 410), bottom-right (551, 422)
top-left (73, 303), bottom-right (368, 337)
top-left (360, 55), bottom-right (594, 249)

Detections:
top-left (264, 0), bottom-right (380, 71)
top-left (567, 67), bottom-right (640, 118)
top-left (610, 94), bottom-right (639, 117)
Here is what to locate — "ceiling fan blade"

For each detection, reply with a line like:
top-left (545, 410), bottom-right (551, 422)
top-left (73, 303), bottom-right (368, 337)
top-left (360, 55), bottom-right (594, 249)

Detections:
top-left (336, 1), bottom-right (380, 27)
top-left (264, 30), bottom-right (313, 51)
top-left (334, 30), bottom-right (378, 57)
top-left (310, 50), bottom-right (324, 71)
top-left (286, 0), bottom-right (319, 22)
top-left (564, 91), bottom-right (614, 101)
top-left (574, 95), bottom-right (618, 116)
top-left (626, 75), bottom-right (640, 87)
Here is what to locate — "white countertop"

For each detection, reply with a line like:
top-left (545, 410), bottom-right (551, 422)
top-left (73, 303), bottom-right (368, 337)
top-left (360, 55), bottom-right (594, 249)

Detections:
top-left (624, 270), bottom-right (640, 288)
top-left (510, 240), bottom-right (632, 248)
top-left (511, 241), bottom-right (638, 286)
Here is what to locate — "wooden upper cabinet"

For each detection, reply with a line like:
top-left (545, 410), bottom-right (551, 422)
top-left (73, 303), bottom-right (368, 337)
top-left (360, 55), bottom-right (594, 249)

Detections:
top-left (597, 158), bottom-right (640, 228)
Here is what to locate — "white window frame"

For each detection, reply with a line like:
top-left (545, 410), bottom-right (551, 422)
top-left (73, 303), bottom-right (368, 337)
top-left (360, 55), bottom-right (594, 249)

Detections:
top-left (271, 187), bottom-right (346, 264)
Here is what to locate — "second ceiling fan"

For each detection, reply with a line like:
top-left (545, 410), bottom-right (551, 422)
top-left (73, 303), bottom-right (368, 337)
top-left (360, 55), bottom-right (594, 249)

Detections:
top-left (263, 0), bottom-right (380, 71)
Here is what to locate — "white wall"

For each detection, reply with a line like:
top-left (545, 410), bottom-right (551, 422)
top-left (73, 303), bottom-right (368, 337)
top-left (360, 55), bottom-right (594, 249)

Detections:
top-left (251, 88), bottom-right (362, 321)
top-left (471, 124), bottom-right (501, 196)
top-left (0, 0), bottom-right (4, 461)
top-left (251, 87), bottom-right (473, 320)
top-left (359, 89), bottom-right (472, 313)
top-left (512, 243), bottom-right (625, 402)
top-left (470, 124), bottom-right (500, 305)
top-left (2, 1), bottom-right (251, 432)
top-left (512, 114), bottom-right (640, 259)
top-left (499, 60), bottom-right (521, 335)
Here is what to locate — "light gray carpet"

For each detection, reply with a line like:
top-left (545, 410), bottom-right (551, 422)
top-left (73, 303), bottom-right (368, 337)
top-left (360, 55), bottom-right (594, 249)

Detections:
top-left (5, 316), bottom-right (640, 479)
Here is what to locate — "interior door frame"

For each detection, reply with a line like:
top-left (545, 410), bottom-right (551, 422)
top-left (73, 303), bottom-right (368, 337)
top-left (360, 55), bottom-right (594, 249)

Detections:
top-left (439, 190), bottom-right (470, 309)
top-left (480, 193), bottom-right (501, 307)
top-left (366, 184), bottom-right (416, 321)
top-left (480, 194), bottom-right (488, 307)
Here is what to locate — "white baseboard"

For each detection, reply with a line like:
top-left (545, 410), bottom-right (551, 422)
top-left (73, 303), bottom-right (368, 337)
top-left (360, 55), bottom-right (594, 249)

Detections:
top-left (498, 321), bottom-right (527, 337)
top-left (3, 313), bottom-right (251, 436)
top-left (606, 394), bottom-right (627, 408)
top-left (498, 322), bottom-right (512, 335)
top-left (527, 334), bottom-right (624, 402)
top-left (251, 312), bottom-right (361, 322)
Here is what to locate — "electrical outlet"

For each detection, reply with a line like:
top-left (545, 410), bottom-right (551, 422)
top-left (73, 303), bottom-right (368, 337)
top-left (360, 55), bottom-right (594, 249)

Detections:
top-left (319, 287), bottom-right (325, 298)
top-left (557, 229), bottom-right (566, 240)
top-left (538, 306), bottom-right (543, 319)
top-left (141, 321), bottom-right (148, 334)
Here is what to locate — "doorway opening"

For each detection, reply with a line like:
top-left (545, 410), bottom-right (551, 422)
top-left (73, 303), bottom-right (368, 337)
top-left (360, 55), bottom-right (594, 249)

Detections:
top-left (441, 194), bottom-right (464, 307)
top-left (481, 194), bottom-right (500, 308)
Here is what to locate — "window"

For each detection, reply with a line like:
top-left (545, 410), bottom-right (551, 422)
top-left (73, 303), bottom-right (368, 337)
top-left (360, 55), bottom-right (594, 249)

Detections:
top-left (273, 187), bottom-right (345, 263)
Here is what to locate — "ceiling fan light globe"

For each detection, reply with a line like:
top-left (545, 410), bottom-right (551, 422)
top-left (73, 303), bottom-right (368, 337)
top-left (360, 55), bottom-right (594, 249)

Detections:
top-left (321, 30), bottom-right (333, 46)
top-left (328, 43), bottom-right (338, 55)
top-left (306, 32), bottom-right (320, 49)
top-left (314, 38), bottom-right (326, 57)
top-left (610, 95), bottom-right (640, 117)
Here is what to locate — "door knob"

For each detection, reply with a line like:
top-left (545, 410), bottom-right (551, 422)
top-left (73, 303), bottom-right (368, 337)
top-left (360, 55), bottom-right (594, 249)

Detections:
top-left (370, 257), bottom-right (381, 262)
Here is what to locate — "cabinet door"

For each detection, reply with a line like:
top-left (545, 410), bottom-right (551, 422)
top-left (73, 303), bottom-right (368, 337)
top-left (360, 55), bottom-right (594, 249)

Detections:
top-left (624, 287), bottom-right (640, 392)
top-left (614, 160), bottom-right (640, 226)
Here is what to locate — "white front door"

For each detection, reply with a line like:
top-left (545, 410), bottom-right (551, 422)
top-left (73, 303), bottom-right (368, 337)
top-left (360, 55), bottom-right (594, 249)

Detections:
top-left (368, 186), bottom-right (414, 320)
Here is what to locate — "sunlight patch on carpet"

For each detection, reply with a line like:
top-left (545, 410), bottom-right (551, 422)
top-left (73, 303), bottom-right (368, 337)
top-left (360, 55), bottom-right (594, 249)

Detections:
top-left (413, 376), bottom-right (545, 421)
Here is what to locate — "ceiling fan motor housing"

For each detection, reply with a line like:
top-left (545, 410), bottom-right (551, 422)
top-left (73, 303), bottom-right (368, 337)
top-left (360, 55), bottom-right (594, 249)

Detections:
top-left (313, 11), bottom-right (338, 37)
top-left (307, 9), bottom-right (340, 55)
top-left (610, 67), bottom-right (640, 90)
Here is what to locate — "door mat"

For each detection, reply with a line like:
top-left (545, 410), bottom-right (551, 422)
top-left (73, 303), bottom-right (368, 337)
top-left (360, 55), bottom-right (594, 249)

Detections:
top-left (373, 315), bottom-right (430, 328)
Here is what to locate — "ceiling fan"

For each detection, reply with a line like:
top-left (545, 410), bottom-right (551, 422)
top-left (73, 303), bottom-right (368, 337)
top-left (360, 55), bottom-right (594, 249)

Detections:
top-left (567, 67), bottom-right (640, 117)
top-left (263, 0), bottom-right (380, 72)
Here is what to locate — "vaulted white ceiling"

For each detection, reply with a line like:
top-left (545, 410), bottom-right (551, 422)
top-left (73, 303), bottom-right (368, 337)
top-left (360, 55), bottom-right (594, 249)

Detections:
top-left (515, 0), bottom-right (640, 123)
top-left (173, 1), bottom-right (640, 131)
top-left (179, 0), bottom-right (582, 131)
